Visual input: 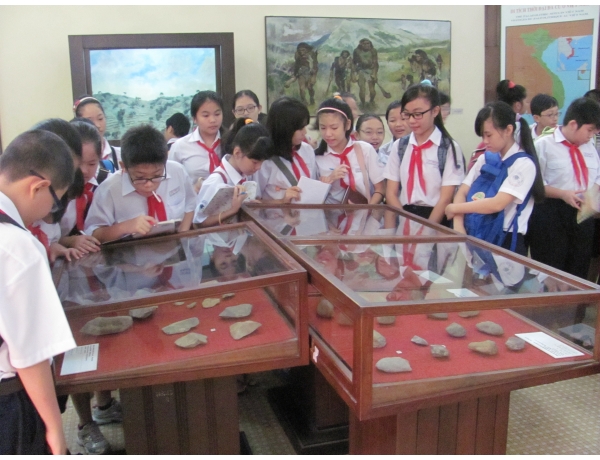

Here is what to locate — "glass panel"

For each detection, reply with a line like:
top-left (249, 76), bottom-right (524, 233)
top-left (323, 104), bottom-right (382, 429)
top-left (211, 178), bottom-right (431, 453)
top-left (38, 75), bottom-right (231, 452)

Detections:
top-left (298, 240), bottom-right (581, 303)
top-left (246, 207), bottom-right (445, 238)
top-left (56, 228), bottom-right (287, 307)
top-left (308, 288), bottom-right (354, 375)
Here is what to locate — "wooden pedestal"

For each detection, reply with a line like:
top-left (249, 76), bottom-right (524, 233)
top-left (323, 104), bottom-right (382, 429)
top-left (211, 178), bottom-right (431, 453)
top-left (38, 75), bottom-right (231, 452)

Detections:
top-left (120, 376), bottom-right (239, 454)
top-left (349, 393), bottom-right (510, 455)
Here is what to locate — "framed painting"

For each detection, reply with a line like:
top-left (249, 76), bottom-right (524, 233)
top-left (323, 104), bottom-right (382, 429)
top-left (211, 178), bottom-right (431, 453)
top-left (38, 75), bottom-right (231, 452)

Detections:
top-left (68, 33), bottom-right (235, 144)
top-left (265, 16), bottom-right (451, 114)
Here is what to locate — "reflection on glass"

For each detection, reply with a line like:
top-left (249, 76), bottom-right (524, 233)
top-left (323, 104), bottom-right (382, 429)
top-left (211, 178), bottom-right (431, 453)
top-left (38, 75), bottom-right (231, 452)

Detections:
top-left (247, 207), bottom-right (444, 238)
top-left (56, 228), bottom-right (286, 306)
top-left (299, 241), bottom-right (581, 302)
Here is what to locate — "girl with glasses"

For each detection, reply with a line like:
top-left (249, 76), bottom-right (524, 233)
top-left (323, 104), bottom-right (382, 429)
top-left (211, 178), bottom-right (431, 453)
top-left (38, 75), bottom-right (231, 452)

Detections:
top-left (384, 83), bottom-right (464, 226)
top-left (231, 90), bottom-right (266, 125)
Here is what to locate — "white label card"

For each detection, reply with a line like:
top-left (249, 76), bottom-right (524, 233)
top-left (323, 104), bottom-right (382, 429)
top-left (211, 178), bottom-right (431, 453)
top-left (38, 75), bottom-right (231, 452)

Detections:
top-left (446, 288), bottom-right (478, 298)
top-left (60, 344), bottom-right (99, 376)
top-left (515, 332), bottom-right (585, 359)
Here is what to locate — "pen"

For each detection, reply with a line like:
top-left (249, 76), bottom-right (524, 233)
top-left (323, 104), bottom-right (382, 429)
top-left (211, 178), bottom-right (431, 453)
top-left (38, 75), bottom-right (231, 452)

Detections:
top-left (152, 191), bottom-right (162, 202)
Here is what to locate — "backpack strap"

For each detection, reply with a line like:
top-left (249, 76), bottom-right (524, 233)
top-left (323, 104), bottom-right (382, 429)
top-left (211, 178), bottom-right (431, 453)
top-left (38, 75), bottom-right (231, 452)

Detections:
top-left (353, 142), bottom-right (371, 202)
top-left (214, 171), bottom-right (228, 184)
top-left (396, 135), bottom-right (411, 166)
top-left (109, 145), bottom-right (119, 170)
top-left (271, 156), bottom-right (298, 187)
top-left (500, 152), bottom-right (531, 252)
top-left (100, 159), bottom-right (115, 173)
top-left (398, 135), bottom-right (459, 178)
top-left (97, 166), bottom-right (110, 185)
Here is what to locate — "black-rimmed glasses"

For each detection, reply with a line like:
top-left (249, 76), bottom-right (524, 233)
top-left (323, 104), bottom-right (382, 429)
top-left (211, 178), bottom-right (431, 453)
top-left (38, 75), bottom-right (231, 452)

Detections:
top-left (129, 172), bottom-right (167, 186)
top-left (401, 107), bottom-right (434, 120)
top-left (29, 170), bottom-right (63, 213)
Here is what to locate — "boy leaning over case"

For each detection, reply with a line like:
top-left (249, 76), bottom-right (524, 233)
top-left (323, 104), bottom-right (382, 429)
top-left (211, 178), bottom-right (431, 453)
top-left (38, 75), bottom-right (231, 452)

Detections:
top-left (0, 130), bottom-right (76, 454)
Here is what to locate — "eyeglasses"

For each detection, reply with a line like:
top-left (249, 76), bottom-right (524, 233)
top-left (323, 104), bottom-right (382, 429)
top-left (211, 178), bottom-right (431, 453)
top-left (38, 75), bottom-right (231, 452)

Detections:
top-left (234, 105), bottom-right (258, 116)
top-left (540, 110), bottom-right (561, 119)
top-left (129, 172), bottom-right (167, 186)
top-left (29, 170), bottom-right (63, 213)
top-left (401, 107), bottom-right (434, 120)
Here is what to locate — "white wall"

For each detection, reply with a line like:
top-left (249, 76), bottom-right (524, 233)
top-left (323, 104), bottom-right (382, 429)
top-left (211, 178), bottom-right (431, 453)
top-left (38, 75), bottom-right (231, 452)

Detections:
top-left (0, 5), bottom-right (484, 152)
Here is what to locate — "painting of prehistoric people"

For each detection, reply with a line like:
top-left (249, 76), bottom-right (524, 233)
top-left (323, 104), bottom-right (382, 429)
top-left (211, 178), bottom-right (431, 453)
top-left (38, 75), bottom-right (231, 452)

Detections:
top-left (88, 48), bottom-right (216, 140)
top-left (265, 16), bottom-right (451, 114)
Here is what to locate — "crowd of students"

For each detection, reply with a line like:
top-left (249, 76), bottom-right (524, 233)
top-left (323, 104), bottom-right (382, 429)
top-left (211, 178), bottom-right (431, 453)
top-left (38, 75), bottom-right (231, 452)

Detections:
top-left (1, 78), bottom-right (600, 454)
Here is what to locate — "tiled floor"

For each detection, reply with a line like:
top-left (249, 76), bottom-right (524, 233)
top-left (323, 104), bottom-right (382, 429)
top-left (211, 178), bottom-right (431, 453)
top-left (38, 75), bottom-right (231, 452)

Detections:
top-left (62, 372), bottom-right (600, 455)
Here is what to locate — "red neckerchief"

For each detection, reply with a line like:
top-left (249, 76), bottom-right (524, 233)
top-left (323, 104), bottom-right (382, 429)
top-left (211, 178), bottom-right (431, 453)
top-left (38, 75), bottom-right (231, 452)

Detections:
top-left (406, 140), bottom-right (434, 202)
top-left (291, 149), bottom-right (310, 180)
top-left (561, 139), bottom-right (589, 189)
top-left (330, 144), bottom-right (355, 190)
top-left (75, 182), bottom-right (95, 231)
top-left (197, 138), bottom-right (221, 173)
top-left (147, 193), bottom-right (167, 222)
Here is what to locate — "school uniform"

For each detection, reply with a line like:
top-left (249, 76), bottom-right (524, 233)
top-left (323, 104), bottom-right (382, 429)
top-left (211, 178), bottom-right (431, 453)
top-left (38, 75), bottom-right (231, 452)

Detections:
top-left (84, 160), bottom-right (196, 235)
top-left (315, 139), bottom-right (384, 204)
top-left (0, 191), bottom-right (76, 454)
top-left (60, 167), bottom-right (105, 237)
top-left (530, 122), bottom-right (541, 140)
top-left (193, 155), bottom-right (249, 224)
top-left (255, 142), bottom-right (317, 201)
top-left (463, 143), bottom-right (536, 255)
top-left (168, 128), bottom-right (222, 184)
top-left (28, 219), bottom-right (61, 257)
top-left (102, 138), bottom-right (121, 170)
top-left (528, 128), bottom-right (600, 279)
top-left (167, 137), bottom-right (177, 151)
top-left (383, 127), bottom-right (464, 220)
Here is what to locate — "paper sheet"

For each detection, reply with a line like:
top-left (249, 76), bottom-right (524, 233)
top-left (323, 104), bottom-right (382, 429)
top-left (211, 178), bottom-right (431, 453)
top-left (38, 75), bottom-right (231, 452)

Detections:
top-left (296, 176), bottom-right (331, 204)
top-left (60, 344), bottom-right (99, 376)
top-left (515, 332), bottom-right (585, 359)
top-left (446, 288), bottom-right (478, 298)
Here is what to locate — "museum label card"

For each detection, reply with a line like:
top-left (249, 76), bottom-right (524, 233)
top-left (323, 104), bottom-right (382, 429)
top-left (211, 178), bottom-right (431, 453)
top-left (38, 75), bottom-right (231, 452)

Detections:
top-left (60, 344), bottom-right (99, 376)
top-left (446, 288), bottom-right (478, 298)
top-left (515, 332), bottom-right (585, 359)
top-left (417, 270), bottom-right (452, 284)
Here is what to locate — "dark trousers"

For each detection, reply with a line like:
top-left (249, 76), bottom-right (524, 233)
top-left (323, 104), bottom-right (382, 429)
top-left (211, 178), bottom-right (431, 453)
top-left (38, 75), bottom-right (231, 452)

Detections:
top-left (528, 198), bottom-right (595, 280)
top-left (501, 232), bottom-right (527, 257)
top-left (0, 387), bottom-right (47, 454)
top-left (403, 204), bottom-right (450, 228)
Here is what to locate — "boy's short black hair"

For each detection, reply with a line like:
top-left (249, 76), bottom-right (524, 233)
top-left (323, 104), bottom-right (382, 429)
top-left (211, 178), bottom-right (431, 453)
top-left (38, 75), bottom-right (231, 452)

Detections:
top-left (563, 97), bottom-right (600, 129)
top-left (439, 92), bottom-right (451, 106)
top-left (165, 113), bottom-right (191, 138)
top-left (530, 93), bottom-right (558, 116)
top-left (584, 89), bottom-right (600, 103)
top-left (0, 130), bottom-right (74, 190)
top-left (121, 125), bottom-right (168, 169)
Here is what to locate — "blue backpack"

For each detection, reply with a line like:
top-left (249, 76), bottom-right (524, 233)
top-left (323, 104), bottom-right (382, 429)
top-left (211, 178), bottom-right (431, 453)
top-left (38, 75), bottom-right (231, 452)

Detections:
top-left (464, 151), bottom-right (532, 252)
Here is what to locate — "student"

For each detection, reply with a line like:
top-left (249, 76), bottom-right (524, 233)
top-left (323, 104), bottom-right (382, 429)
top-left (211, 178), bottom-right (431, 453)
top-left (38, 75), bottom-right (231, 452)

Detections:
top-left (356, 113), bottom-right (385, 153)
top-left (257, 96), bottom-right (316, 203)
top-left (169, 90), bottom-right (225, 188)
top-left (445, 101), bottom-right (544, 256)
top-left (496, 79), bottom-right (528, 116)
top-left (73, 95), bottom-right (121, 170)
top-left (85, 125), bottom-right (196, 243)
top-left (339, 92), bottom-right (360, 140)
top-left (384, 83), bottom-right (464, 225)
top-left (195, 119), bottom-right (273, 227)
top-left (379, 100), bottom-right (412, 162)
top-left (530, 94), bottom-right (559, 139)
top-left (439, 92), bottom-right (451, 123)
top-left (58, 119), bottom-right (109, 251)
top-left (164, 113), bottom-right (191, 150)
top-left (30, 211), bottom-right (82, 263)
top-left (527, 97), bottom-right (600, 280)
top-left (0, 130), bottom-right (76, 455)
top-left (314, 96), bottom-right (385, 204)
top-left (232, 90), bottom-right (267, 125)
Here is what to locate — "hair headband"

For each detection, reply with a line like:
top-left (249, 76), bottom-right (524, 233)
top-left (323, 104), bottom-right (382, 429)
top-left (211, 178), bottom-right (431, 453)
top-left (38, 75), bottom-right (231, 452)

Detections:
top-left (508, 80), bottom-right (516, 89)
top-left (317, 106), bottom-right (349, 119)
top-left (73, 96), bottom-right (100, 112)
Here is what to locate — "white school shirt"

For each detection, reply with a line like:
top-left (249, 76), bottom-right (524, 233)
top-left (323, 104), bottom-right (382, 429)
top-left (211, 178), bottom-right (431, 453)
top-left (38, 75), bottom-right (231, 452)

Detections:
top-left (168, 128), bottom-right (222, 184)
top-left (535, 127), bottom-right (600, 191)
top-left (463, 143), bottom-right (536, 233)
top-left (60, 168), bottom-right (103, 237)
top-left (0, 192), bottom-right (75, 380)
top-left (84, 160), bottom-right (196, 235)
top-left (384, 127), bottom-right (465, 207)
top-left (315, 139), bottom-right (384, 204)
top-left (256, 142), bottom-right (317, 201)
top-left (32, 219), bottom-right (61, 245)
top-left (530, 122), bottom-right (540, 140)
top-left (102, 138), bottom-right (121, 165)
top-left (194, 155), bottom-right (248, 224)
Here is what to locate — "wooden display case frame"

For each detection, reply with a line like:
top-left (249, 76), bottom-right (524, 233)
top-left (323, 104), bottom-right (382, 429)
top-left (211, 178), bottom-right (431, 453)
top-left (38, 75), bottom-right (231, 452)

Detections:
top-left (242, 204), bottom-right (600, 422)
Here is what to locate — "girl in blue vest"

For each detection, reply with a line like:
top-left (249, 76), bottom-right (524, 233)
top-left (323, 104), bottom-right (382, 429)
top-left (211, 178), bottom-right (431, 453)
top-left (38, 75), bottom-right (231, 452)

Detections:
top-left (445, 101), bottom-right (544, 255)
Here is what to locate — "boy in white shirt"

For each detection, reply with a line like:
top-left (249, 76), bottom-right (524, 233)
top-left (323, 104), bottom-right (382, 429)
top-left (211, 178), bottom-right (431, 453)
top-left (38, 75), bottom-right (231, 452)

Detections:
top-left (85, 125), bottom-right (196, 243)
top-left (0, 130), bottom-right (76, 454)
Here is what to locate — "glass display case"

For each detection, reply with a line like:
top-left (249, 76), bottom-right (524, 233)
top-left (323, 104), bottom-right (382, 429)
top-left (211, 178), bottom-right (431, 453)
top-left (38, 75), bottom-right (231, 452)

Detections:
top-left (242, 203), bottom-right (600, 454)
top-left (52, 222), bottom-right (308, 454)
